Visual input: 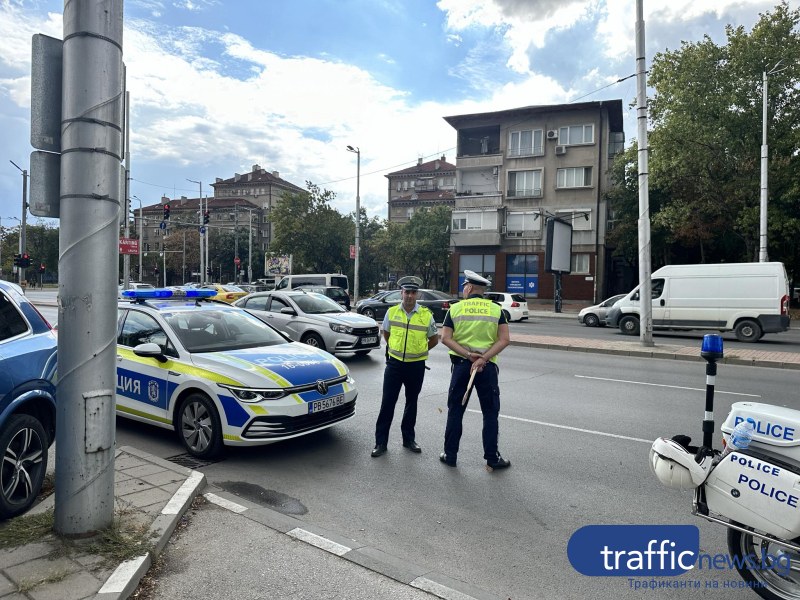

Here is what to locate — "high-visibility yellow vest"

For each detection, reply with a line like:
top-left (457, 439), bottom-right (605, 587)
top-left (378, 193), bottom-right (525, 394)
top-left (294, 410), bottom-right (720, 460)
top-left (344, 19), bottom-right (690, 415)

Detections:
top-left (386, 304), bottom-right (432, 362)
top-left (447, 297), bottom-right (501, 363)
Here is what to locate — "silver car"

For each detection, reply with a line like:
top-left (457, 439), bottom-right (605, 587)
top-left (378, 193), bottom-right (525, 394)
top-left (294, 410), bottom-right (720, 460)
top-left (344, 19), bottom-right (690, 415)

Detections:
top-left (578, 294), bottom-right (627, 327)
top-left (235, 290), bottom-right (380, 356)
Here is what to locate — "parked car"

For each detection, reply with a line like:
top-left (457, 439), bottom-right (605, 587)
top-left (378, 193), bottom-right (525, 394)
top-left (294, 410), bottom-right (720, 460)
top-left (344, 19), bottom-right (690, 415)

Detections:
top-left (295, 286), bottom-right (351, 311)
top-left (116, 287), bottom-right (358, 458)
top-left (484, 292), bottom-right (529, 322)
top-left (200, 284), bottom-right (248, 303)
top-left (578, 294), bottom-right (627, 327)
top-left (356, 288), bottom-right (458, 323)
top-left (0, 280), bottom-right (57, 519)
top-left (234, 290), bottom-right (379, 355)
top-left (118, 282), bottom-right (155, 298)
top-left (355, 290), bottom-right (391, 311)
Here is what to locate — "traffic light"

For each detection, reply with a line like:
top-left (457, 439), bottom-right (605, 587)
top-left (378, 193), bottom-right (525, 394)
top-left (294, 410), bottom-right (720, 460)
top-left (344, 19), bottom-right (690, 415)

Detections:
top-left (154, 266), bottom-right (159, 276)
top-left (39, 264), bottom-right (45, 273)
top-left (203, 211), bottom-right (210, 225)
top-left (163, 203), bottom-right (170, 220)
top-left (12, 253), bottom-right (21, 267)
top-left (20, 253), bottom-right (31, 268)
top-left (206, 266), bottom-right (212, 277)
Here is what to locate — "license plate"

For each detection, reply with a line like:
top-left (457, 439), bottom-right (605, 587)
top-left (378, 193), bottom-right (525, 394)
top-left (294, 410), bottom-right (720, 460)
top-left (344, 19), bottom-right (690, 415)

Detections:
top-left (309, 394), bottom-right (345, 413)
top-left (361, 336), bottom-right (377, 345)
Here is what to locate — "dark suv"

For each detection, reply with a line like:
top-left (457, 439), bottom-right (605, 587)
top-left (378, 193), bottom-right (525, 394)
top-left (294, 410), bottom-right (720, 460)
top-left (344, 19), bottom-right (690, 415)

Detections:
top-left (0, 280), bottom-right (57, 519)
top-left (295, 286), bottom-right (351, 311)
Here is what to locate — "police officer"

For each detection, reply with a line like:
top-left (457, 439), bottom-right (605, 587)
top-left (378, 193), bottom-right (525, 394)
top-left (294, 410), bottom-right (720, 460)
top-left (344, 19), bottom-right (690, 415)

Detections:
top-left (371, 276), bottom-right (439, 457)
top-left (439, 270), bottom-right (511, 470)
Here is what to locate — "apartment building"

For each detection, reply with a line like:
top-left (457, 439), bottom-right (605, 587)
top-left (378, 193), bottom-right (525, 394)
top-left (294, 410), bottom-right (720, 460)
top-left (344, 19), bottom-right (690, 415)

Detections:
top-left (385, 155), bottom-right (456, 223)
top-left (443, 100), bottom-right (625, 302)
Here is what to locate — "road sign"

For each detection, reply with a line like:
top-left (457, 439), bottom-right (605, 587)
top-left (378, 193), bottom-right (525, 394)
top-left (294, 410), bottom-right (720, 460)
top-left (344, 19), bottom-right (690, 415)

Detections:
top-left (199, 226), bottom-right (206, 234)
top-left (159, 221), bottom-right (166, 230)
top-left (234, 257), bottom-right (241, 266)
top-left (349, 245), bottom-right (355, 259)
top-left (119, 238), bottom-right (139, 255)
top-left (388, 273), bottom-right (397, 282)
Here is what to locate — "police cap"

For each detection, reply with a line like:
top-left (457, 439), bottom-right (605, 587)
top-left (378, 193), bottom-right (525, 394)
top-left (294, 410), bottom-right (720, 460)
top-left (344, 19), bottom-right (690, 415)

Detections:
top-left (462, 269), bottom-right (489, 287)
top-left (397, 275), bottom-right (423, 291)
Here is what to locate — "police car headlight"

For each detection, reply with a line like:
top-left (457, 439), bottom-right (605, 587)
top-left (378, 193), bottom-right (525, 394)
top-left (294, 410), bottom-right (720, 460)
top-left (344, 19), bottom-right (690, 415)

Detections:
top-left (330, 323), bottom-right (354, 334)
top-left (218, 384), bottom-right (286, 402)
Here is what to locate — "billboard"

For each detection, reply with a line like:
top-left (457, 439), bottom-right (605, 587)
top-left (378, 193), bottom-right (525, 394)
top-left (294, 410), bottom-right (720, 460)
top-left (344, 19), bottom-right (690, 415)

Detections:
top-left (545, 218), bottom-right (572, 274)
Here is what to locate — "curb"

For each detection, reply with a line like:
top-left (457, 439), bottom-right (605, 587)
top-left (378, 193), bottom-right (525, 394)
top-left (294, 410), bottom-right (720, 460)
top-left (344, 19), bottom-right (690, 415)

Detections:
top-left (203, 488), bottom-right (503, 600)
top-left (96, 447), bottom-right (207, 600)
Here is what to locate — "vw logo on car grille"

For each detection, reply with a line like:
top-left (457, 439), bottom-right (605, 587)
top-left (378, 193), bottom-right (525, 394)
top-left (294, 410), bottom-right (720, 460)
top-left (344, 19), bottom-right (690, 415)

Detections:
top-left (316, 380), bottom-right (329, 395)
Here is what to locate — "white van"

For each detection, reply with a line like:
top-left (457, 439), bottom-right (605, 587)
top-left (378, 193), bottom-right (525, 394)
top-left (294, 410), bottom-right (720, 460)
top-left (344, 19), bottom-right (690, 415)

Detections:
top-left (275, 273), bottom-right (349, 293)
top-left (606, 262), bottom-right (791, 342)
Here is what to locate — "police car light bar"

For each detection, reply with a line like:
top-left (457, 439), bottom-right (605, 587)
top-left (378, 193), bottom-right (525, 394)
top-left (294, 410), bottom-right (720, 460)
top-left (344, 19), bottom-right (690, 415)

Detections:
top-left (121, 288), bottom-right (217, 299)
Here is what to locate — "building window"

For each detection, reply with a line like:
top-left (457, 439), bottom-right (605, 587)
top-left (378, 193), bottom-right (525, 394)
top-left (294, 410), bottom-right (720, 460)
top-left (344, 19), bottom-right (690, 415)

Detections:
top-left (609, 131), bottom-right (625, 157)
top-left (556, 209), bottom-right (592, 231)
top-left (558, 124), bottom-right (594, 145)
top-left (556, 167), bottom-right (592, 189)
top-left (571, 253), bottom-right (590, 274)
top-left (459, 255), bottom-right (496, 290)
top-left (507, 170), bottom-right (542, 198)
top-left (396, 182), bottom-right (401, 191)
top-left (508, 129), bottom-right (543, 156)
top-left (403, 181), bottom-right (408, 191)
top-left (506, 211), bottom-right (541, 236)
top-left (452, 210), bottom-right (497, 231)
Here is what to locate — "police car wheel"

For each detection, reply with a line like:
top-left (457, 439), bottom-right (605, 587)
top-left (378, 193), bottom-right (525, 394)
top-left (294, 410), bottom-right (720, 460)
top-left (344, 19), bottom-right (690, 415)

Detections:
top-left (177, 393), bottom-right (223, 459)
top-left (301, 332), bottom-right (326, 351)
top-left (0, 414), bottom-right (48, 519)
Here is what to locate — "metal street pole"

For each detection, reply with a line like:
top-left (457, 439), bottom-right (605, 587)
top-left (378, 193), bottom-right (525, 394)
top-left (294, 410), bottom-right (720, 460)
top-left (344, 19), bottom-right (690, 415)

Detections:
top-left (9, 161), bottom-right (28, 286)
top-left (635, 0), bottom-right (653, 347)
top-left (55, 0), bottom-right (123, 535)
top-left (122, 90), bottom-right (130, 289)
top-left (759, 60), bottom-right (786, 262)
top-left (248, 209), bottom-right (253, 284)
top-left (346, 145), bottom-right (360, 303)
top-left (187, 179), bottom-right (203, 283)
top-left (132, 196), bottom-right (143, 280)
top-left (234, 204), bottom-right (239, 284)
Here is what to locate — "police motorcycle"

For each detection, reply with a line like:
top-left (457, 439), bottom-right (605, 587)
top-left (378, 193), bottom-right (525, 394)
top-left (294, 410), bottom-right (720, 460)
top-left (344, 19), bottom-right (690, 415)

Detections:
top-left (649, 335), bottom-right (800, 599)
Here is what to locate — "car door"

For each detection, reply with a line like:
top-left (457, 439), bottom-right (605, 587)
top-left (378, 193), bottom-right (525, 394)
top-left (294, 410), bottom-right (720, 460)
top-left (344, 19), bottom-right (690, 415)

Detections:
top-left (264, 295), bottom-right (299, 341)
top-left (379, 290), bottom-right (402, 319)
top-left (649, 278), bottom-right (668, 327)
top-left (116, 309), bottom-right (177, 424)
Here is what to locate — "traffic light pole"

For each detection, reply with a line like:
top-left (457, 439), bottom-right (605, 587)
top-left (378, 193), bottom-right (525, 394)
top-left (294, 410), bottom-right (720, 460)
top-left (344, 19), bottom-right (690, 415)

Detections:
top-left (9, 161), bottom-right (27, 286)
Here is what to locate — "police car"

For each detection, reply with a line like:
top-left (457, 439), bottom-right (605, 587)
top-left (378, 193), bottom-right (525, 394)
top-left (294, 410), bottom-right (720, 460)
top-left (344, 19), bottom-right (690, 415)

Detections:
top-left (117, 288), bottom-right (357, 458)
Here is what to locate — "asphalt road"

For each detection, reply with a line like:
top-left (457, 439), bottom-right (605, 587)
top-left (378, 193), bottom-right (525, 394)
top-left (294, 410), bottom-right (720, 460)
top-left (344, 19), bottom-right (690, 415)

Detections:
top-left (105, 341), bottom-right (798, 599)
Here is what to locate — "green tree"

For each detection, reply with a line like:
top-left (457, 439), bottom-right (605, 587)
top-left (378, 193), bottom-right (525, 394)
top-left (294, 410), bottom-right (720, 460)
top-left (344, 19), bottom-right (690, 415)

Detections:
top-left (402, 206), bottom-right (452, 289)
top-left (646, 1), bottom-right (800, 272)
top-left (269, 182), bottom-right (351, 274)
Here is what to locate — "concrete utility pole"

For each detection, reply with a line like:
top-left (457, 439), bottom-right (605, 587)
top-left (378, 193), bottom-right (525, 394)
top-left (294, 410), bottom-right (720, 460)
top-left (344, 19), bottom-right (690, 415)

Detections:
top-left (9, 161), bottom-right (28, 286)
top-left (346, 145), bottom-right (360, 303)
top-left (55, 0), bottom-right (124, 535)
top-left (759, 60), bottom-right (786, 262)
top-left (187, 179), bottom-right (203, 283)
top-left (635, 0), bottom-right (653, 347)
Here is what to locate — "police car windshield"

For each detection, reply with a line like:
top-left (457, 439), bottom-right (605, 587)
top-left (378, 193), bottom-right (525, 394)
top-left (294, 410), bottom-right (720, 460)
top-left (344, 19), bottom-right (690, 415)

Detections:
top-left (292, 294), bottom-right (345, 314)
top-left (163, 309), bottom-right (287, 353)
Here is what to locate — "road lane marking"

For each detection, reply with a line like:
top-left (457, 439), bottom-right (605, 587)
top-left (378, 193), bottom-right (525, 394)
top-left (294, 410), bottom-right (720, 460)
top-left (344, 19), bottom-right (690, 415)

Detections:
top-left (575, 375), bottom-right (761, 397)
top-left (468, 409), bottom-right (652, 444)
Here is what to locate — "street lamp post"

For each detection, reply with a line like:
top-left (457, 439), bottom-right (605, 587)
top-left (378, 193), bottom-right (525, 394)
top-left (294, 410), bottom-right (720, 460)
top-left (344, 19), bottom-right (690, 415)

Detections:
top-left (346, 145), bottom-right (360, 303)
top-left (9, 160), bottom-right (27, 286)
top-left (187, 179), bottom-right (204, 283)
top-left (132, 195), bottom-right (143, 281)
top-left (759, 60), bottom-right (786, 263)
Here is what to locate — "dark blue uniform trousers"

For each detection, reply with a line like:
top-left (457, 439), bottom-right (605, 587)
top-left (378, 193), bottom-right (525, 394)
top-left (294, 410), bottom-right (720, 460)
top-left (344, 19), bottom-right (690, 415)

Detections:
top-left (374, 358), bottom-right (427, 445)
top-left (444, 357), bottom-right (500, 461)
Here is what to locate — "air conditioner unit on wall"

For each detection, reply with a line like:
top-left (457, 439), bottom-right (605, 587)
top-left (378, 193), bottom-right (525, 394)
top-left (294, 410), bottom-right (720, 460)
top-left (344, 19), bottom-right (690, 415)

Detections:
top-left (547, 130), bottom-right (558, 140)
top-left (555, 145), bottom-right (567, 155)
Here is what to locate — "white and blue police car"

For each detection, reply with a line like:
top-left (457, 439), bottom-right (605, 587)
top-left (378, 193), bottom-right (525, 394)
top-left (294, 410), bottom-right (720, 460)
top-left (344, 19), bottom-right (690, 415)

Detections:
top-left (117, 288), bottom-right (358, 458)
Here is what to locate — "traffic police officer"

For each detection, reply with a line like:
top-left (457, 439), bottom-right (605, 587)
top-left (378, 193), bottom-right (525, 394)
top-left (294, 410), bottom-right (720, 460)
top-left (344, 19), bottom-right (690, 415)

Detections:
top-left (439, 270), bottom-right (511, 470)
top-left (371, 276), bottom-right (439, 457)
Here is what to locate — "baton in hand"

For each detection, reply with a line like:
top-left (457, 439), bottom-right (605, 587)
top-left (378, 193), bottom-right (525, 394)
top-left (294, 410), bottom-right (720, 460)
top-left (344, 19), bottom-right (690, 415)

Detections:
top-left (462, 367), bottom-right (477, 405)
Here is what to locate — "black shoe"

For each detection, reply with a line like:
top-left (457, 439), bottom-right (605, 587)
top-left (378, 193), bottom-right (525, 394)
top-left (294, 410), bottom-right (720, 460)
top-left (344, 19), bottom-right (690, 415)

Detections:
top-left (371, 444), bottom-right (387, 458)
top-left (439, 452), bottom-right (457, 467)
top-left (486, 455), bottom-right (511, 471)
top-left (403, 440), bottom-right (422, 453)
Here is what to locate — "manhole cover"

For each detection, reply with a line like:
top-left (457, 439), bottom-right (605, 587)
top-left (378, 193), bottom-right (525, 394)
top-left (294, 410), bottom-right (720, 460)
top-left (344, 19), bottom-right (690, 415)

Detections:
top-left (165, 453), bottom-right (224, 469)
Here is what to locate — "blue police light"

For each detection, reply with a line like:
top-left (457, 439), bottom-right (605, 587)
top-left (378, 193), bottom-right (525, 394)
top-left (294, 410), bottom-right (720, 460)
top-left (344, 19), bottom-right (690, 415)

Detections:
top-left (121, 288), bottom-right (216, 299)
top-left (700, 334), bottom-right (724, 360)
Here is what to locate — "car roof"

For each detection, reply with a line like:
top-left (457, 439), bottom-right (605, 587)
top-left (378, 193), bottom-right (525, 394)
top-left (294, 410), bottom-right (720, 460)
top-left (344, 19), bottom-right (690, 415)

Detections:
top-left (118, 297), bottom-right (239, 312)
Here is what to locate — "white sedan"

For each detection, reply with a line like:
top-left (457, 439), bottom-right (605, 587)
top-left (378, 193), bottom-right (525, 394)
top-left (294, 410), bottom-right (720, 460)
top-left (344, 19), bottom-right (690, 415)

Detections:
top-left (484, 292), bottom-right (529, 322)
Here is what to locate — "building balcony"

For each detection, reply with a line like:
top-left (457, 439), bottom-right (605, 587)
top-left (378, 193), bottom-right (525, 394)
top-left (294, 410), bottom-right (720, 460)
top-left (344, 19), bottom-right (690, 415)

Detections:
top-left (450, 229), bottom-right (501, 247)
top-left (453, 192), bottom-right (502, 209)
top-left (455, 154), bottom-right (503, 170)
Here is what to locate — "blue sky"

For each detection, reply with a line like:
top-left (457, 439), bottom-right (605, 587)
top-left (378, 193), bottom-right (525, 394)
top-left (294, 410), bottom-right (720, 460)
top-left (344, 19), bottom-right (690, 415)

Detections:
top-left (0, 0), bottom-right (778, 230)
